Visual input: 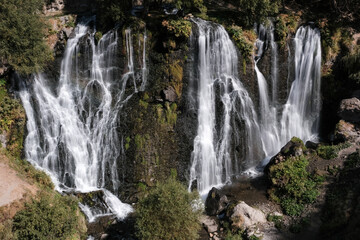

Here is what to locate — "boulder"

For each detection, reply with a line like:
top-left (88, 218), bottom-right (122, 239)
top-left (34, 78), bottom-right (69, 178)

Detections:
top-left (338, 97), bottom-right (360, 123)
top-left (205, 187), bottom-right (229, 216)
top-left (334, 120), bottom-right (360, 143)
top-left (229, 201), bottom-right (267, 230)
top-left (264, 137), bottom-right (305, 174)
top-left (305, 140), bottom-right (320, 150)
top-left (200, 215), bottom-right (218, 233)
top-left (161, 86), bottom-right (177, 102)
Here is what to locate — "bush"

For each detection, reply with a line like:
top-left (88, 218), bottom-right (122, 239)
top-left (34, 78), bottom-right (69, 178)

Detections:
top-left (227, 26), bottom-right (256, 62)
top-left (13, 191), bottom-right (86, 240)
top-left (135, 178), bottom-right (201, 240)
top-left (236, 0), bottom-right (281, 27)
top-left (0, 0), bottom-right (52, 75)
top-left (162, 19), bottom-right (192, 39)
top-left (316, 142), bottom-right (351, 160)
top-left (269, 156), bottom-right (321, 216)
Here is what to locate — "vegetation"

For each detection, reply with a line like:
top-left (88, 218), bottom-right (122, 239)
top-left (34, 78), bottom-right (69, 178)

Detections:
top-left (267, 214), bottom-right (284, 229)
top-left (316, 142), bottom-right (351, 160)
top-left (0, 78), bottom-right (26, 157)
top-left (342, 46), bottom-right (360, 84)
top-left (13, 191), bottom-right (86, 240)
top-left (0, 0), bottom-right (52, 75)
top-left (268, 156), bottom-right (321, 216)
top-left (162, 19), bottom-right (192, 39)
top-left (227, 26), bottom-right (256, 62)
top-left (235, 0), bottom-right (282, 28)
top-left (135, 178), bottom-right (201, 240)
top-left (95, 0), bottom-right (132, 31)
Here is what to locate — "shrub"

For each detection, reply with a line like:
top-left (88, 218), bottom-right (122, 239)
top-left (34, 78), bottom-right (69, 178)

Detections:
top-left (269, 156), bottom-right (321, 216)
top-left (13, 191), bottom-right (86, 240)
top-left (227, 26), bottom-right (256, 62)
top-left (135, 178), bottom-right (201, 240)
top-left (0, 0), bottom-right (53, 75)
top-left (317, 142), bottom-right (351, 160)
top-left (162, 19), bottom-right (192, 39)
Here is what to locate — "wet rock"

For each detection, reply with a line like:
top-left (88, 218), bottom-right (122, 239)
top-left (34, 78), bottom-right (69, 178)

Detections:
top-left (62, 27), bottom-right (73, 39)
top-left (205, 187), bottom-right (229, 216)
top-left (264, 137), bottom-right (305, 174)
top-left (200, 215), bottom-right (218, 233)
top-left (334, 120), bottom-right (360, 143)
top-left (305, 140), bottom-right (320, 150)
top-left (161, 86), bottom-right (177, 102)
top-left (338, 97), bottom-right (360, 123)
top-left (229, 201), bottom-right (267, 230)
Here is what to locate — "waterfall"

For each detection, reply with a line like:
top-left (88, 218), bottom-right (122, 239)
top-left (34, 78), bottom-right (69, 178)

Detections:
top-left (190, 21), bottom-right (321, 195)
top-left (254, 22), bottom-right (282, 157)
top-left (188, 19), bottom-right (264, 195)
top-left (18, 18), bottom-right (147, 221)
top-left (280, 26), bottom-right (322, 142)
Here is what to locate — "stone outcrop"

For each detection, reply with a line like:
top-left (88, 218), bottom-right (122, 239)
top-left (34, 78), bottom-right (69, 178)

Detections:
top-left (338, 97), bottom-right (360, 123)
top-left (229, 201), bottom-right (267, 230)
top-left (334, 120), bottom-right (360, 143)
top-left (264, 137), bottom-right (305, 174)
top-left (205, 187), bottom-right (229, 216)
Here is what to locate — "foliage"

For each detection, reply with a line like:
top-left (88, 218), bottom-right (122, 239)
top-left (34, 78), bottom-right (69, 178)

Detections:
top-left (0, 80), bottom-right (26, 156)
top-left (95, 0), bottom-right (132, 31)
top-left (316, 142), bottom-right (351, 160)
top-left (162, 19), bottom-right (192, 39)
top-left (267, 214), bottom-right (283, 229)
top-left (13, 191), bottom-right (86, 240)
top-left (135, 178), bottom-right (201, 240)
top-left (0, 0), bottom-right (53, 75)
top-left (269, 156), bottom-right (321, 216)
top-left (227, 26), bottom-right (256, 61)
top-left (275, 14), bottom-right (300, 47)
top-left (342, 47), bottom-right (360, 84)
top-left (236, 0), bottom-right (281, 28)
top-left (0, 219), bottom-right (14, 240)
top-left (344, 150), bottom-right (360, 169)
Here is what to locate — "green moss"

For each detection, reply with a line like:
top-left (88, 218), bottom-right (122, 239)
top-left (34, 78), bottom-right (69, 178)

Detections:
top-left (269, 156), bottom-right (321, 216)
top-left (125, 136), bottom-right (131, 150)
top-left (95, 31), bottom-right (103, 43)
top-left (168, 61), bottom-right (183, 97)
top-left (139, 99), bottom-right (149, 109)
top-left (165, 102), bottom-right (178, 127)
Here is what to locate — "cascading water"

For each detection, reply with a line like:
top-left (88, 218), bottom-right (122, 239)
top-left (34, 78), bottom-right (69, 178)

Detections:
top-left (254, 24), bottom-right (321, 159)
top-left (190, 21), bottom-right (321, 195)
top-left (254, 22), bottom-right (282, 157)
top-left (188, 19), bottom-right (264, 195)
top-left (280, 26), bottom-right (321, 142)
top-left (18, 18), bottom-right (148, 221)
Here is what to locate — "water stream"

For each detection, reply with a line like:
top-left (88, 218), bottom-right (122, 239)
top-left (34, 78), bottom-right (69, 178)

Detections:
top-left (18, 18), bottom-right (147, 221)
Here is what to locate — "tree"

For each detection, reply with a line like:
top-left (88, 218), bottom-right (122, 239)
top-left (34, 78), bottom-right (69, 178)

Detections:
top-left (0, 0), bottom-right (52, 75)
top-left (135, 178), bottom-right (201, 240)
top-left (237, 0), bottom-right (281, 27)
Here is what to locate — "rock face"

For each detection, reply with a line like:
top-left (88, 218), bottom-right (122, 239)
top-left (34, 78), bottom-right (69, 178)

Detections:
top-left (161, 86), bottom-right (177, 102)
top-left (264, 137), bottom-right (305, 174)
top-left (200, 215), bottom-right (218, 233)
top-left (205, 187), bottom-right (229, 216)
top-left (334, 120), bottom-right (360, 143)
top-left (338, 97), bottom-right (360, 123)
top-left (229, 201), bottom-right (267, 229)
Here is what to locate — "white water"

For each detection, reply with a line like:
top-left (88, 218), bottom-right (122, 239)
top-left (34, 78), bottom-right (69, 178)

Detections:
top-left (280, 26), bottom-right (322, 142)
top-left (19, 19), bottom-right (147, 221)
top-left (254, 22), bottom-right (282, 157)
top-left (190, 21), bottom-right (321, 195)
top-left (189, 19), bottom-right (264, 195)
